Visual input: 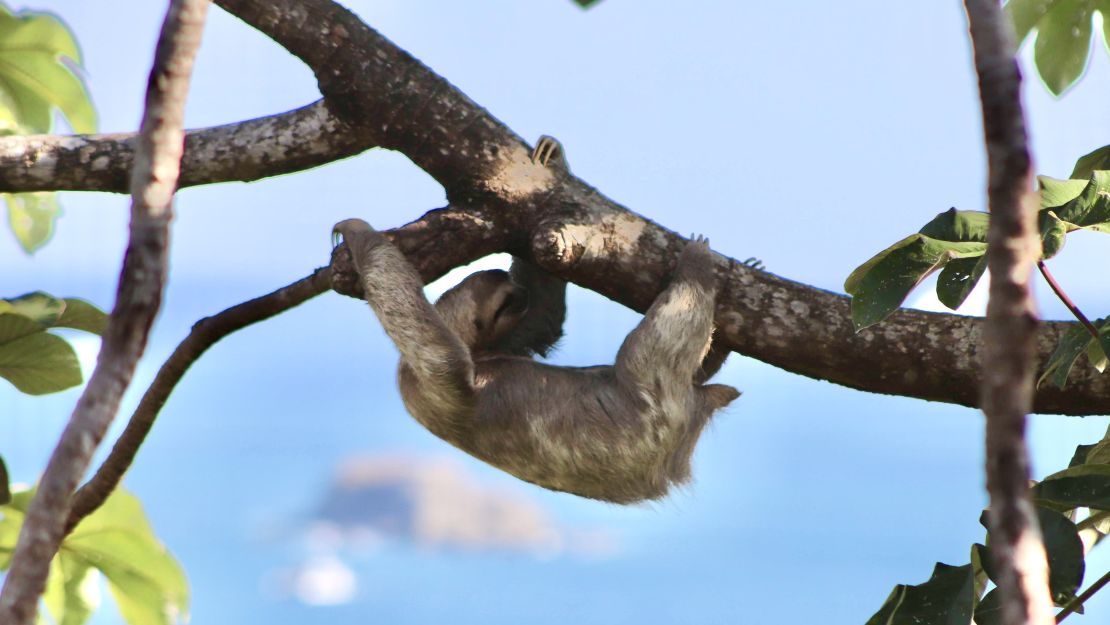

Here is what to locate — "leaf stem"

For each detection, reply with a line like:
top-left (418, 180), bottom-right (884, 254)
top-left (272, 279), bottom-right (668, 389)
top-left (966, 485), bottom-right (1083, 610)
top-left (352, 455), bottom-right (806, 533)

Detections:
top-left (1057, 567), bottom-right (1110, 622)
top-left (1076, 509), bottom-right (1110, 534)
top-left (1037, 260), bottom-right (1100, 340)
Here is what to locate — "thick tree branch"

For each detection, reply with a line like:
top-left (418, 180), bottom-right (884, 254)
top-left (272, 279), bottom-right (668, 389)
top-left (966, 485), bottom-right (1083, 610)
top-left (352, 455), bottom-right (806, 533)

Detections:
top-left (964, 2), bottom-right (1053, 625)
top-left (0, 1), bottom-right (208, 623)
top-left (65, 268), bottom-right (332, 532)
top-left (214, 0), bottom-right (527, 191)
top-left (210, 0), bottom-right (1110, 416)
top-left (3, 0), bottom-right (1108, 414)
top-left (0, 99), bottom-right (370, 193)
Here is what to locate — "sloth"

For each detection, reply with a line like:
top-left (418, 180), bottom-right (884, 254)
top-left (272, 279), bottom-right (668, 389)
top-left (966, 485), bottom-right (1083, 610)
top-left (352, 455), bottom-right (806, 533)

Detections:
top-left (333, 139), bottom-right (739, 503)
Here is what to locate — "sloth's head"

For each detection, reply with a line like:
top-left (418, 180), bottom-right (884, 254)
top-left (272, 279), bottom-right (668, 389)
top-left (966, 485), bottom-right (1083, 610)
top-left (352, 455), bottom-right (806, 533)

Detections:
top-left (436, 270), bottom-right (529, 352)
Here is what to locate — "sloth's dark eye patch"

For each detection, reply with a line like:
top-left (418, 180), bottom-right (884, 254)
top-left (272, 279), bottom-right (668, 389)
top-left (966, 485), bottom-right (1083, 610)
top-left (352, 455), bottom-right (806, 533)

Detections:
top-left (493, 290), bottom-right (528, 323)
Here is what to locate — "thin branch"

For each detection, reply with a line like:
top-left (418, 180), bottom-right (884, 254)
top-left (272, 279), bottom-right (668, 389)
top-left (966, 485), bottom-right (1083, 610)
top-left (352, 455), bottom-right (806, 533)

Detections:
top-left (964, 2), bottom-right (1053, 625)
top-left (0, 99), bottom-right (371, 193)
top-left (65, 201), bottom-right (501, 530)
top-left (1076, 510), bottom-right (1110, 536)
top-left (1056, 568), bottom-right (1110, 623)
top-left (65, 268), bottom-right (332, 532)
top-left (1038, 260), bottom-right (1100, 340)
top-left (0, 2), bottom-right (209, 623)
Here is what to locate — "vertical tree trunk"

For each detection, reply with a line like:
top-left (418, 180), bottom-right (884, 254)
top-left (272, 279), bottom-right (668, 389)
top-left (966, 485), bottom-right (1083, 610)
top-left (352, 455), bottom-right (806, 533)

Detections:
top-left (963, 2), bottom-right (1053, 624)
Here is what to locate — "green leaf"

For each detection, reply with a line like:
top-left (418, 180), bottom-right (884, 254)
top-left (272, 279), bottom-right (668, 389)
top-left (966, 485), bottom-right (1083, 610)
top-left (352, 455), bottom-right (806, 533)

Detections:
top-left (1038, 211), bottom-right (1069, 258)
top-left (975, 531), bottom-right (1001, 581)
top-left (573, 0), bottom-right (603, 6)
top-left (1033, 0), bottom-right (1095, 95)
top-left (936, 256), bottom-right (987, 310)
top-left (0, 7), bottom-right (95, 133)
top-left (1070, 443), bottom-right (1095, 467)
top-left (864, 562), bottom-right (976, 625)
top-left (68, 487), bottom-right (157, 537)
top-left (978, 507), bottom-right (1084, 604)
top-left (0, 5), bottom-right (81, 65)
top-left (0, 330), bottom-right (82, 394)
top-left (1038, 506), bottom-right (1085, 603)
top-left (2, 487), bottom-right (188, 625)
top-left (0, 312), bottom-right (45, 344)
top-left (866, 586), bottom-right (906, 625)
top-left (1033, 463), bottom-right (1110, 508)
top-left (1087, 335), bottom-right (1109, 372)
top-left (0, 293), bottom-right (105, 394)
top-left (918, 208), bottom-right (990, 242)
top-left (1039, 175), bottom-right (1089, 208)
top-left (845, 210), bottom-right (988, 329)
top-left (3, 291), bottom-right (65, 327)
top-left (56, 299), bottom-right (108, 336)
top-left (1050, 171), bottom-right (1110, 234)
top-left (1083, 423), bottom-right (1110, 464)
top-left (43, 552), bottom-right (100, 625)
top-left (1038, 318), bottom-right (1110, 388)
top-left (0, 456), bottom-right (9, 505)
top-left (0, 293), bottom-right (106, 335)
top-left (65, 491), bottom-right (189, 625)
top-left (1005, 0), bottom-right (1062, 44)
top-left (66, 531), bottom-right (189, 625)
top-left (973, 588), bottom-right (1004, 625)
top-left (0, 488), bottom-right (34, 570)
top-left (1070, 144), bottom-right (1110, 179)
top-left (6, 192), bottom-right (60, 253)
top-left (1102, 0), bottom-right (1110, 54)
top-left (0, 7), bottom-right (89, 257)
top-left (969, 543), bottom-right (990, 604)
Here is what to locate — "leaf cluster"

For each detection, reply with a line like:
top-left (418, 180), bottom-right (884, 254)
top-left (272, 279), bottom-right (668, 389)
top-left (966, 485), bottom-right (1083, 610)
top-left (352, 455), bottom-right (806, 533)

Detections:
top-left (0, 2), bottom-right (96, 253)
top-left (868, 425), bottom-right (1110, 624)
top-left (1005, 0), bottom-right (1110, 95)
top-left (0, 486), bottom-right (188, 625)
top-left (0, 292), bottom-right (106, 395)
top-left (845, 167), bottom-right (1110, 387)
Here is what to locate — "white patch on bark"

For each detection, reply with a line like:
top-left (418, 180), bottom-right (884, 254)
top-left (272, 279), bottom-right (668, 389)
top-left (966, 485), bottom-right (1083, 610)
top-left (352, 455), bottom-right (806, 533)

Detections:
top-left (548, 214), bottom-right (647, 265)
top-left (483, 144), bottom-right (556, 199)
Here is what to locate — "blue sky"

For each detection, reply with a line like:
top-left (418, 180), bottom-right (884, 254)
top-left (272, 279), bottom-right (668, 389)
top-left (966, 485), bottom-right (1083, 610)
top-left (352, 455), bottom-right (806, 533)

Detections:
top-left (3, 2), bottom-right (1110, 624)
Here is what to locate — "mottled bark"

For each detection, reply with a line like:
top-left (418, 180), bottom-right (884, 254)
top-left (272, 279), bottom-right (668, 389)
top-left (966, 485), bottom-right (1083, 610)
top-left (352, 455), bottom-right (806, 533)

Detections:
top-left (0, 2), bottom-right (208, 623)
top-left (964, 1), bottom-right (1053, 625)
top-left (0, 100), bottom-right (367, 192)
top-left (0, 0), bottom-right (1107, 415)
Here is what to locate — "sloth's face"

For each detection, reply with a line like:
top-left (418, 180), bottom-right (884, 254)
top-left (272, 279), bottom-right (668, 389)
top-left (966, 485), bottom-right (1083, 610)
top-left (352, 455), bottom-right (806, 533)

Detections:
top-left (436, 270), bottom-right (528, 350)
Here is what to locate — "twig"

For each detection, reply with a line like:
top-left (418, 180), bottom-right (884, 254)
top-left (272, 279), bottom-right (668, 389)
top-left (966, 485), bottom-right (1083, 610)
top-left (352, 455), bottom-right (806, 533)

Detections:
top-left (65, 268), bottom-right (331, 532)
top-left (963, 2), bottom-right (1053, 625)
top-left (1056, 568), bottom-right (1110, 623)
top-left (1076, 510), bottom-right (1110, 534)
top-left (0, 2), bottom-right (209, 624)
top-left (1037, 260), bottom-right (1101, 340)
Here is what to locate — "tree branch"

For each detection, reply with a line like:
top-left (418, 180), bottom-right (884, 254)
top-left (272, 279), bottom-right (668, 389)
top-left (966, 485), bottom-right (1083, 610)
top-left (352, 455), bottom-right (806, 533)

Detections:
top-left (5, 0), bottom-right (1109, 414)
top-left (964, 2), bottom-right (1053, 625)
top-left (209, 0), bottom-right (1110, 417)
top-left (0, 99), bottom-right (370, 193)
top-left (213, 0), bottom-right (527, 191)
top-left (63, 199), bottom-right (503, 532)
top-left (0, 1), bottom-right (209, 623)
top-left (1056, 567), bottom-right (1110, 623)
top-left (65, 268), bottom-right (332, 532)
